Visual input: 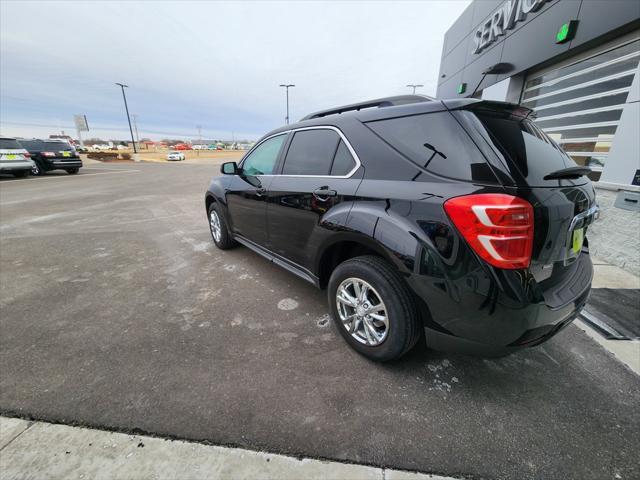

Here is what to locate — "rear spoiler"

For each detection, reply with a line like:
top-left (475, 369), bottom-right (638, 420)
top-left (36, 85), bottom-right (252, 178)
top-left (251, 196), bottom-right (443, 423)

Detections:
top-left (441, 99), bottom-right (535, 119)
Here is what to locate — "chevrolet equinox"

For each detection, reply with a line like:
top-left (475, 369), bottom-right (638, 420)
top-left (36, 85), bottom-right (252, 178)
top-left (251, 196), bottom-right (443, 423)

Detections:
top-left (205, 96), bottom-right (598, 361)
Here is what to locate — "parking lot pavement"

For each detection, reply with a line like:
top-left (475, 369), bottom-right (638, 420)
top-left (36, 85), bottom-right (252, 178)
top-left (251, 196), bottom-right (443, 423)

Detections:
top-left (1, 163), bottom-right (639, 480)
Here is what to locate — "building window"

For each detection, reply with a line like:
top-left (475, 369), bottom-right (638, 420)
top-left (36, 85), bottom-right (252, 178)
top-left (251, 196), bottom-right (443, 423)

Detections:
top-left (521, 39), bottom-right (639, 181)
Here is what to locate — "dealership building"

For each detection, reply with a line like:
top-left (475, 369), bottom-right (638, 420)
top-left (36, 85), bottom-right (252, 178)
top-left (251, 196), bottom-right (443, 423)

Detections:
top-left (437, 0), bottom-right (640, 274)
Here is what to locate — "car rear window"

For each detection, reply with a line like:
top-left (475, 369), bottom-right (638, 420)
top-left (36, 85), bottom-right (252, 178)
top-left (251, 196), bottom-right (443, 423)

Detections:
top-left (19, 140), bottom-right (44, 151)
top-left (0, 139), bottom-right (21, 149)
top-left (462, 109), bottom-right (581, 186)
top-left (43, 141), bottom-right (73, 151)
top-left (365, 112), bottom-right (497, 183)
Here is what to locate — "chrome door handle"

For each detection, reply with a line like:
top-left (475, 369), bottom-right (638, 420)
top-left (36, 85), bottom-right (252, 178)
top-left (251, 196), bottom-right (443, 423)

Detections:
top-left (313, 188), bottom-right (337, 201)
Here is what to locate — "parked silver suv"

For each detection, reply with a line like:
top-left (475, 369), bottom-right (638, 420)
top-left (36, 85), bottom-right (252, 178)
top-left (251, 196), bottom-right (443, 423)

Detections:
top-left (0, 137), bottom-right (35, 178)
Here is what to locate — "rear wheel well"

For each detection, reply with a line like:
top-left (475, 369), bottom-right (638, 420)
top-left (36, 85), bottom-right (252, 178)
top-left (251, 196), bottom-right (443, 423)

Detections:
top-left (318, 241), bottom-right (382, 289)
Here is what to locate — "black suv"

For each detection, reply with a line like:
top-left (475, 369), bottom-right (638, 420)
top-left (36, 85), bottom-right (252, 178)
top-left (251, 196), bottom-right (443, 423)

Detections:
top-left (205, 96), bottom-right (598, 361)
top-left (19, 139), bottom-right (82, 175)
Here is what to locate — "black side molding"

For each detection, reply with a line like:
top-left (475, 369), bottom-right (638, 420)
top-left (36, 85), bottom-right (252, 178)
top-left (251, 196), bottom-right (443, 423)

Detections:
top-left (543, 166), bottom-right (592, 180)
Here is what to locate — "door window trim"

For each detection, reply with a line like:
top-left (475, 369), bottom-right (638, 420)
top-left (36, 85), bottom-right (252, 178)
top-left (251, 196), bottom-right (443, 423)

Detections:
top-left (240, 126), bottom-right (361, 179)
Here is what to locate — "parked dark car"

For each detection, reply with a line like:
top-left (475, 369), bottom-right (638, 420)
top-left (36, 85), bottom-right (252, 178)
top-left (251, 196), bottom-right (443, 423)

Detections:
top-left (204, 96), bottom-right (598, 361)
top-left (19, 139), bottom-right (83, 175)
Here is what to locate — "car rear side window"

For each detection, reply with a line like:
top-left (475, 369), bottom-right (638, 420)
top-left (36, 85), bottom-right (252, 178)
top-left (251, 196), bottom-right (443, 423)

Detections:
top-left (242, 134), bottom-right (286, 175)
top-left (282, 129), bottom-right (340, 175)
top-left (330, 141), bottom-right (356, 176)
top-left (365, 112), bottom-right (497, 183)
top-left (0, 139), bottom-right (21, 149)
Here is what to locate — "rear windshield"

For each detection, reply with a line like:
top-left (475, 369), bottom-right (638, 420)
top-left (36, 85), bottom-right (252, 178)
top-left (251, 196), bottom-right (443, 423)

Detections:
top-left (365, 111), bottom-right (498, 183)
top-left (44, 141), bottom-right (73, 151)
top-left (464, 110), bottom-right (581, 186)
top-left (19, 140), bottom-right (44, 151)
top-left (0, 139), bottom-right (22, 149)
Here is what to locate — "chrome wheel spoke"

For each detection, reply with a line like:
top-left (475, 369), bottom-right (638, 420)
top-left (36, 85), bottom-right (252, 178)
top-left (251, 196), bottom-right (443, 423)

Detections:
top-left (359, 284), bottom-right (369, 303)
top-left (337, 287), bottom-right (357, 307)
top-left (364, 302), bottom-right (384, 315)
top-left (352, 281), bottom-right (362, 301)
top-left (363, 318), bottom-right (383, 344)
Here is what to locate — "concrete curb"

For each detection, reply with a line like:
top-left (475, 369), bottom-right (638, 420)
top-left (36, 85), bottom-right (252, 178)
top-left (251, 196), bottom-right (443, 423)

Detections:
top-left (0, 417), bottom-right (459, 480)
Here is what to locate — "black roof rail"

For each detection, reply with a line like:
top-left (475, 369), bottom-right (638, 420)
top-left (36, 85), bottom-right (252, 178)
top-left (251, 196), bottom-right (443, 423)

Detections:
top-left (300, 94), bottom-right (434, 121)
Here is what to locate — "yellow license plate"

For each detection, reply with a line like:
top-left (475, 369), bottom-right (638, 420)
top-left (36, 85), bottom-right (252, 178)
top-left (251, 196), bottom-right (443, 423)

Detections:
top-left (5, 154), bottom-right (19, 160)
top-left (62, 151), bottom-right (71, 157)
top-left (572, 228), bottom-right (584, 254)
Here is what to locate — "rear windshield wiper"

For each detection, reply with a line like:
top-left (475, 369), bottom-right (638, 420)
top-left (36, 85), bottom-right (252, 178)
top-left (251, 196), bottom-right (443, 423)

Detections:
top-left (543, 166), bottom-right (592, 180)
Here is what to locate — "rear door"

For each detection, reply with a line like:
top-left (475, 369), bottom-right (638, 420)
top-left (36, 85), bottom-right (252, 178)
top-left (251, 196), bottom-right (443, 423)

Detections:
top-left (226, 133), bottom-right (287, 247)
top-left (266, 127), bottom-right (362, 271)
top-left (454, 106), bottom-right (598, 300)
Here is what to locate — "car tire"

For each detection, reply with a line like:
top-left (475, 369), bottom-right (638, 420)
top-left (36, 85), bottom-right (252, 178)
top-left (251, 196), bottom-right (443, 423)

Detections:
top-left (328, 255), bottom-right (421, 362)
top-left (208, 203), bottom-right (236, 250)
top-left (12, 170), bottom-right (30, 178)
top-left (31, 162), bottom-right (43, 176)
top-left (67, 168), bottom-right (80, 175)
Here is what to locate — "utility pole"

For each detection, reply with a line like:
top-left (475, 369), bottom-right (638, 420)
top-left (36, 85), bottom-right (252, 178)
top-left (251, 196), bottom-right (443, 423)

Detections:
top-left (406, 84), bottom-right (424, 95)
top-left (115, 82), bottom-right (137, 153)
top-left (132, 114), bottom-right (141, 145)
top-left (279, 84), bottom-right (295, 124)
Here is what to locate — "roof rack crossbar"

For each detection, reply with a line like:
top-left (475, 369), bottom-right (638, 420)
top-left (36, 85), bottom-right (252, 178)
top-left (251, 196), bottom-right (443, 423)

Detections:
top-left (300, 94), bottom-right (434, 121)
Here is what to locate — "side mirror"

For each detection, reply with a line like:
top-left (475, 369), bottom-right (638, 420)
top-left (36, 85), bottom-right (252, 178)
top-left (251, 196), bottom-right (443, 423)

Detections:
top-left (220, 161), bottom-right (238, 175)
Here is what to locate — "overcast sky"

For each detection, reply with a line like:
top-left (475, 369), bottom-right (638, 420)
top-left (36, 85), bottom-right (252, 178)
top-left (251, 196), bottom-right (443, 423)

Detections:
top-left (1, 0), bottom-right (470, 141)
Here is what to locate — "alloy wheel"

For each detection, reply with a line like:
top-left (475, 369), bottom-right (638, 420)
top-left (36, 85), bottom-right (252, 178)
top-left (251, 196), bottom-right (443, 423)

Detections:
top-left (336, 277), bottom-right (389, 346)
top-left (209, 210), bottom-right (222, 242)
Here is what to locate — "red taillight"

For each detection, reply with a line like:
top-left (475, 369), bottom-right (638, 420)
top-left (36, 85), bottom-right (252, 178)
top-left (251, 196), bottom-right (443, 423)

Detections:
top-left (24, 152), bottom-right (30, 158)
top-left (42, 151), bottom-right (55, 157)
top-left (444, 193), bottom-right (534, 270)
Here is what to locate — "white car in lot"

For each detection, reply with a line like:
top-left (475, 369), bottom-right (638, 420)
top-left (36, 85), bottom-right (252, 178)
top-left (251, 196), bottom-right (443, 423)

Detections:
top-left (0, 137), bottom-right (35, 178)
top-left (166, 151), bottom-right (185, 161)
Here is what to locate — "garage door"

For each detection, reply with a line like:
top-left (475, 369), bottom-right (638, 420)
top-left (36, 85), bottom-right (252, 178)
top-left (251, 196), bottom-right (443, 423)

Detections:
top-left (521, 38), bottom-right (639, 181)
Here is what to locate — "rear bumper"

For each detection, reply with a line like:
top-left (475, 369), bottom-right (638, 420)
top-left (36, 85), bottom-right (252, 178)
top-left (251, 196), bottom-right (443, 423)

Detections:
top-left (409, 253), bottom-right (593, 357)
top-left (47, 160), bottom-right (83, 168)
top-left (0, 160), bottom-right (35, 171)
top-left (423, 301), bottom-right (583, 356)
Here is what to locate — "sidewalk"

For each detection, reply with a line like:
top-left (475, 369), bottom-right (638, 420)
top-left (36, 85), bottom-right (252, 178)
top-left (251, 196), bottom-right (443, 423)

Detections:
top-left (0, 417), bottom-right (456, 480)
top-left (576, 256), bottom-right (640, 374)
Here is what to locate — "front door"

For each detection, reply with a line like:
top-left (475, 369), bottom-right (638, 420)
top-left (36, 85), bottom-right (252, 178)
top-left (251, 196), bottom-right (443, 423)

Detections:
top-left (225, 133), bottom-right (287, 247)
top-left (267, 128), bottom-right (362, 271)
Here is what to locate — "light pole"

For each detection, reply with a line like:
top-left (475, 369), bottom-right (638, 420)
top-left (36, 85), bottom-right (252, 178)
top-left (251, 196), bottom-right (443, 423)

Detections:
top-left (115, 82), bottom-right (137, 153)
top-left (132, 114), bottom-right (141, 144)
top-left (406, 84), bottom-right (424, 95)
top-left (279, 84), bottom-right (295, 124)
